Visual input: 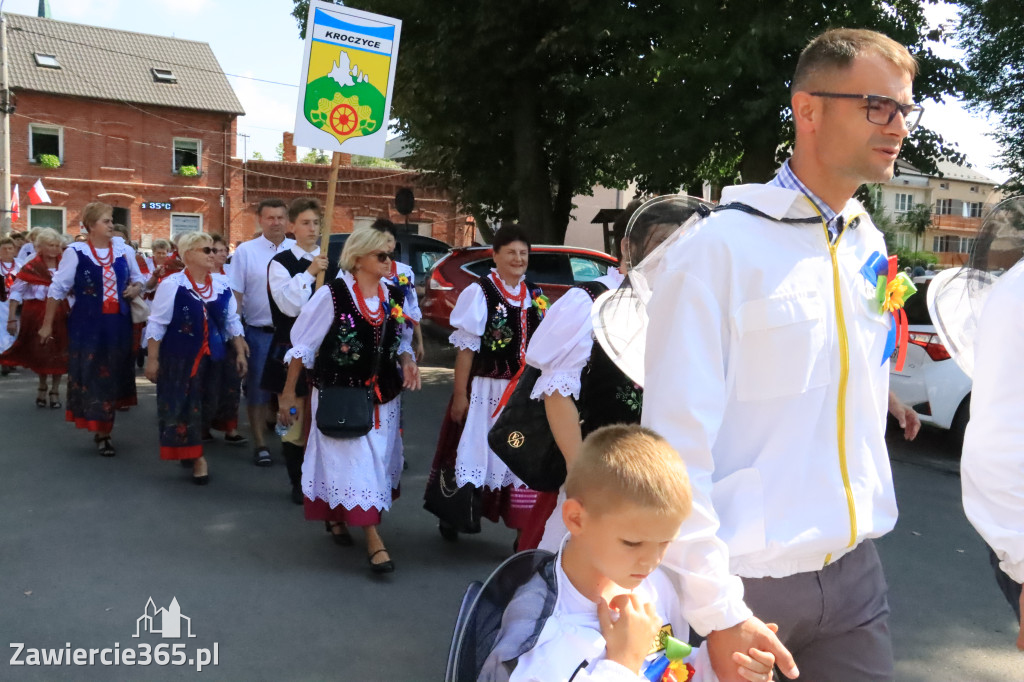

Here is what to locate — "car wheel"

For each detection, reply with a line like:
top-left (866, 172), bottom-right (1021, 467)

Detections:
top-left (950, 395), bottom-right (971, 451)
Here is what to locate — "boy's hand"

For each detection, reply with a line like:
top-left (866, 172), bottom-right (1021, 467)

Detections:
top-left (732, 623), bottom-right (778, 681)
top-left (598, 593), bottom-right (661, 674)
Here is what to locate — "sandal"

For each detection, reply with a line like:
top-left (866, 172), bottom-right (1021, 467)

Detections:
top-left (94, 434), bottom-right (115, 457)
top-left (48, 391), bottom-right (61, 409)
top-left (35, 388), bottom-right (46, 408)
top-left (368, 548), bottom-right (395, 574)
top-left (324, 521), bottom-right (353, 547)
top-left (253, 447), bottom-right (272, 467)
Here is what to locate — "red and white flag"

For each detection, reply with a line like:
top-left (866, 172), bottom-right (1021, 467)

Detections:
top-left (10, 184), bottom-right (19, 222)
top-left (28, 179), bottom-right (50, 205)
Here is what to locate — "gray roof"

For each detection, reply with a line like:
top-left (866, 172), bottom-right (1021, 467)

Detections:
top-left (935, 160), bottom-right (996, 185)
top-left (5, 13), bottom-right (244, 115)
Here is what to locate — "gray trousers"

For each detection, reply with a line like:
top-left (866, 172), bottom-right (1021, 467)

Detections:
top-left (741, 540), bottom-right (893, 682)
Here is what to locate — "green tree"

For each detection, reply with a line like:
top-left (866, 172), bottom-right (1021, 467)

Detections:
top-left (251, 151), bottom-right (265, 161)
top-left (293, 0), bottom-right (966, 244)
top-left (895, 202), bottom-right (933, 252)
top-left (351, 154), bottom-right (402, 169)
top-left (300, 148), bottom-right (330, 164)
top-left (956, 0), bottom-right (1024, 193)
top-left (275, 142), bottom-right (285, 162)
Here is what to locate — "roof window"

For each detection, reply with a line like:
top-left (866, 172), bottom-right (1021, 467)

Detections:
top-left (151, 68), bottom-right (177, 84)
top-left (33, 53), bottom-right (60, 69)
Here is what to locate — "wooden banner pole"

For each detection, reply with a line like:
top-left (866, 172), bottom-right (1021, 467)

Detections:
top-left (316, 151), bottom-right (343, 289)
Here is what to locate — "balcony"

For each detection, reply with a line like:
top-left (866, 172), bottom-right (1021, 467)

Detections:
top-left (930, 214), bottom-right (981, 233)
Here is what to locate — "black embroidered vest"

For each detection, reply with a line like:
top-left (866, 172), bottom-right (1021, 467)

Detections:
top-left (470, 276), bottom-right (542, 380)
top-left (267, 250), bottom-right (314, 350)
top-left (312, 279), bottom-right (405, 405)
top-left (575, 280), bottom-right (644, 436)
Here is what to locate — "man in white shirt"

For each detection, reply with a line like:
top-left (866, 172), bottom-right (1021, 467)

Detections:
top-left (960, 258), bottom-right (1024, 649)
top-left (229, 198), bottom-right (295, 466)
top-left (644, 29), bottom-right (924, 681)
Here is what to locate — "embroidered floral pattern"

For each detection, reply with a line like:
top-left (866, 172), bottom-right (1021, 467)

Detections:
top-left (616, 382), bottom-right (643, 414)
top-left (484, 302), bottom-right (514, 351)
top-left (330, 314), bottom-right (363, 366)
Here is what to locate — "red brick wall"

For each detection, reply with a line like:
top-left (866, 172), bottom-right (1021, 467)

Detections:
top-left (10, 91), bottom-right (238, 244)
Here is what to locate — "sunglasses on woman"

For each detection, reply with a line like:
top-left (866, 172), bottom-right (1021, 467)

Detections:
top-left (193, 247), bottom-right (214, 255)
top-left (372, 251), bottom-right (394, 263)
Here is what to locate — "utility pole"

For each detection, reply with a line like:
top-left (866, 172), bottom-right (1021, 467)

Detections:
top-left (0, 13), bottom-right (10, 236)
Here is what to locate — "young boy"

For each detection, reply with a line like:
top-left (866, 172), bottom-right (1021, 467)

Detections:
top-left (0, 237), bottom-right (18, 359)
top-left (479, 425), bottom-right (775, 682)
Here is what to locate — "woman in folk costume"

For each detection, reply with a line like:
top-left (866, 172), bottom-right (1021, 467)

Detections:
top-left (198, 231), bottom-right (246, 446)
top-left (278, 228), bottom-right (421, 574)
top-left (519, 198), bottom-right (706, 551)
top-left (370, 218), bottom-right (424, 360)
top-left (426, 224), bottom-right (546, 549)
top-left (0, 228), bottom-right (70, 404)
top-left (144, 232), bottom-right (248, 485)
top-left (40, 202), bottom-right (147, 457)
top-left (1, 236), bottom-right (21, 358)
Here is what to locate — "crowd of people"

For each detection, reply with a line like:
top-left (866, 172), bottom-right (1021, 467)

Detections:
top-left (6, 25), bottom-right (1024, 681)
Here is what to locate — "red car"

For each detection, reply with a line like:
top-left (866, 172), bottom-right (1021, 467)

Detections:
top-left (421, 245), bottom-right (619, 329)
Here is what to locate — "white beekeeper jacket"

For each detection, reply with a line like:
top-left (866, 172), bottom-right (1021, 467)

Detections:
top-left (643, 183), bottom-right (897, 635)
top-left (961, 260), bottom-right (1024, 584)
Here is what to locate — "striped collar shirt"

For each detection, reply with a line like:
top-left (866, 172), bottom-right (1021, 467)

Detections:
top-left (770, 160), bottom-right (845, 243)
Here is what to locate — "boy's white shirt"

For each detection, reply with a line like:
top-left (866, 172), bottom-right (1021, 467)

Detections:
top-left (644, 183), bottom-right (896, 633)
top-left (510, 542), bottom-right (716, 682)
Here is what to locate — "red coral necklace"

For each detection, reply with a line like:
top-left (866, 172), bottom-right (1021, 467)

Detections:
top-left (353, 281), bottom-right (386, 327)
top-left (489, 271), bottom-right (526, 304)
top-left (186, 269), bottom-right (212, 298)
top-left (88, 240), bottom-right (114, 267)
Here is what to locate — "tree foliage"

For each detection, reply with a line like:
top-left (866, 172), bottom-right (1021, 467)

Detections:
top-left (956, 0), bottom-right (1024, 193)
top-left (293, 0), bottom-right (966, 244)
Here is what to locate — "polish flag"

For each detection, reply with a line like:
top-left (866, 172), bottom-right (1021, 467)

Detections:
top-left (10, 185), bottom-right (18, 221)
top-left (28, 179), bottom-right (51, 205)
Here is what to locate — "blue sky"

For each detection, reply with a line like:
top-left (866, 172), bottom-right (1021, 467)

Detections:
top-left (0, 0), bottom-right (1009, 182)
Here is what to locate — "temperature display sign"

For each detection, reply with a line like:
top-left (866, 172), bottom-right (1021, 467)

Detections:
top-left (141, 202), bottom-right (173, 210)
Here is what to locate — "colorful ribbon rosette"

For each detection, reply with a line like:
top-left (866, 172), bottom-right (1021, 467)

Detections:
top-left (530, 289), bottom-right (550, 320)
top-left (860, 252), bottom-right (917, 372)
top-left (392, 272), bottom-right (410, 288)
top-left (642, 633), bottom-right (696, 682)
top-left (388, 299), bottom-right (406, 326)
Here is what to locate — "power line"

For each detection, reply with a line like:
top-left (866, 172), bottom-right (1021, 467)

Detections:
top-left (9, 25), bottom-right (298, 88)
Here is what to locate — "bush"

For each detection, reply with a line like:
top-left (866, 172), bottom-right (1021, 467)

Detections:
top-left (37, 154), bottom-right (60, 168)
top-left (177, 165), bottom-right (199, 177)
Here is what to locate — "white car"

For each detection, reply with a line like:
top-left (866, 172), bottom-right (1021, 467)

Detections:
top-left (888, 276), bottom-right (972, 442)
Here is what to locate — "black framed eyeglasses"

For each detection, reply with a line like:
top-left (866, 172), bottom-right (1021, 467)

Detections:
top-left (372, 251), bottom-right (394, 263)
top-left (809, 92), bottom-right (924, 132)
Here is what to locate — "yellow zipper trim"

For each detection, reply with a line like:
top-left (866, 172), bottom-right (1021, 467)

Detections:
top-left (804, 200), bottom-right (858, 565)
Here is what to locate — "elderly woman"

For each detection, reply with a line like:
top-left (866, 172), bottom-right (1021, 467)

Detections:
top-left (40, 201), bottom-right (146, 457)
top-left (1, 228), bottom-right (69, 405)
top-left (425, 224), bottom-right (545, 549)
top-left (278, 227), bottom-right (420, 574)
top-left (144, 232), bottom-right (247, 484)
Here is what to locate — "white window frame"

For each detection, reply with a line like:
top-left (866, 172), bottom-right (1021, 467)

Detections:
top-left (29, 123), bottom-right (64, 164)
top-left (33, 53), bottom-right (60, 69)
top-left (172, 137), bottom-right (202, 174)
top-left (965, 201), bottom-right (982, 218)
top-left (170, 212), bottom-right (203, 237)
top-left (894, 193), bottom-right (913, 213)
top-left (935, 198), bottom-right (953, 215)
top-left (28, 205), bottom-right (67, 233)
top-left (894, 232), bottom-right (915, 250)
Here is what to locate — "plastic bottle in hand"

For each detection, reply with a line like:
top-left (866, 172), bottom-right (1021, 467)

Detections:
top-left (275, 407), bottom-right (297, 437)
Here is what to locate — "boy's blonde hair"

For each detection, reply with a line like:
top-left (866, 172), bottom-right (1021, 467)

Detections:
top-left (565, 424), bottom-right (692, 519)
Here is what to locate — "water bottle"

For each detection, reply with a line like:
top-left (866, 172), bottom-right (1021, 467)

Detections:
top-left (275, 407), bottom-right (297, 436)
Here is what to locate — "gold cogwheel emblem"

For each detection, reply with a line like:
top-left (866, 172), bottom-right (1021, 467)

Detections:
top-left (507, 431), bottom-right (525, 448)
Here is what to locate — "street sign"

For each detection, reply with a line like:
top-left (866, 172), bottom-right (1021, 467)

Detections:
top-left (292, 2), bottom-right (402, 158)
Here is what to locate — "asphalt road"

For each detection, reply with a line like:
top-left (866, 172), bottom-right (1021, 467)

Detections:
top-left (1, 353), bottom-right (1021, 681)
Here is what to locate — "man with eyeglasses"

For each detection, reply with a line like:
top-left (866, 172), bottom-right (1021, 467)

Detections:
top-left (644, 29), bottom-right (921, 681)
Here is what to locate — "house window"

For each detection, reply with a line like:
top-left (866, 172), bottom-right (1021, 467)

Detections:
top-left (29, 124), bottom-right (62, 164)
top-left (33, 53), bottom-right (60, 69)
top-left (28, 206), bottom-right (65, 233)
top-left (935, 198), bottom-right (954, 215)
top-left (965, 202), bottom-right (983, 218)
top-left (960, 238), bottom-right (975, 254)
top-left (933, 235), bottom-right (974, 253)
top-left (970, 185), bottom-right (979, 193)
top-left (152, 68), bottom-right (177, 84)
top-left (894, 193), bottom-right (913, 213)
top-left (894, 232), bottom-right (915, 250)
top-left (170, 213), bottom-right (202, 237)
top-left (172, 139), bottom-right (201, 174)
top-left (939, 182), bottom-right (949, 190)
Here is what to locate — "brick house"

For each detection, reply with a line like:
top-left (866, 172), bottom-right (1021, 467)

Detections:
top-left (6, 13), bottom-right (244, 245)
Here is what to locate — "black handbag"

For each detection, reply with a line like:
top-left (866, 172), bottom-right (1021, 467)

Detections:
top-left (423, 465), bottom-right (482, 534)
top-left (487, 365), bottom-right (566, 492)
top-left (315, 318), bottom-right (386, 439)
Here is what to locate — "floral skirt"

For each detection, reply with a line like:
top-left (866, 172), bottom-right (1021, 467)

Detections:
top-left (65, 311), bottom-right (137, 433)
top-left (157, 354), bottom-right (208, 460)
top-left (0, 299), bottom-right (69, 375)
top-left (203, 345), bottom-right (241, 433)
